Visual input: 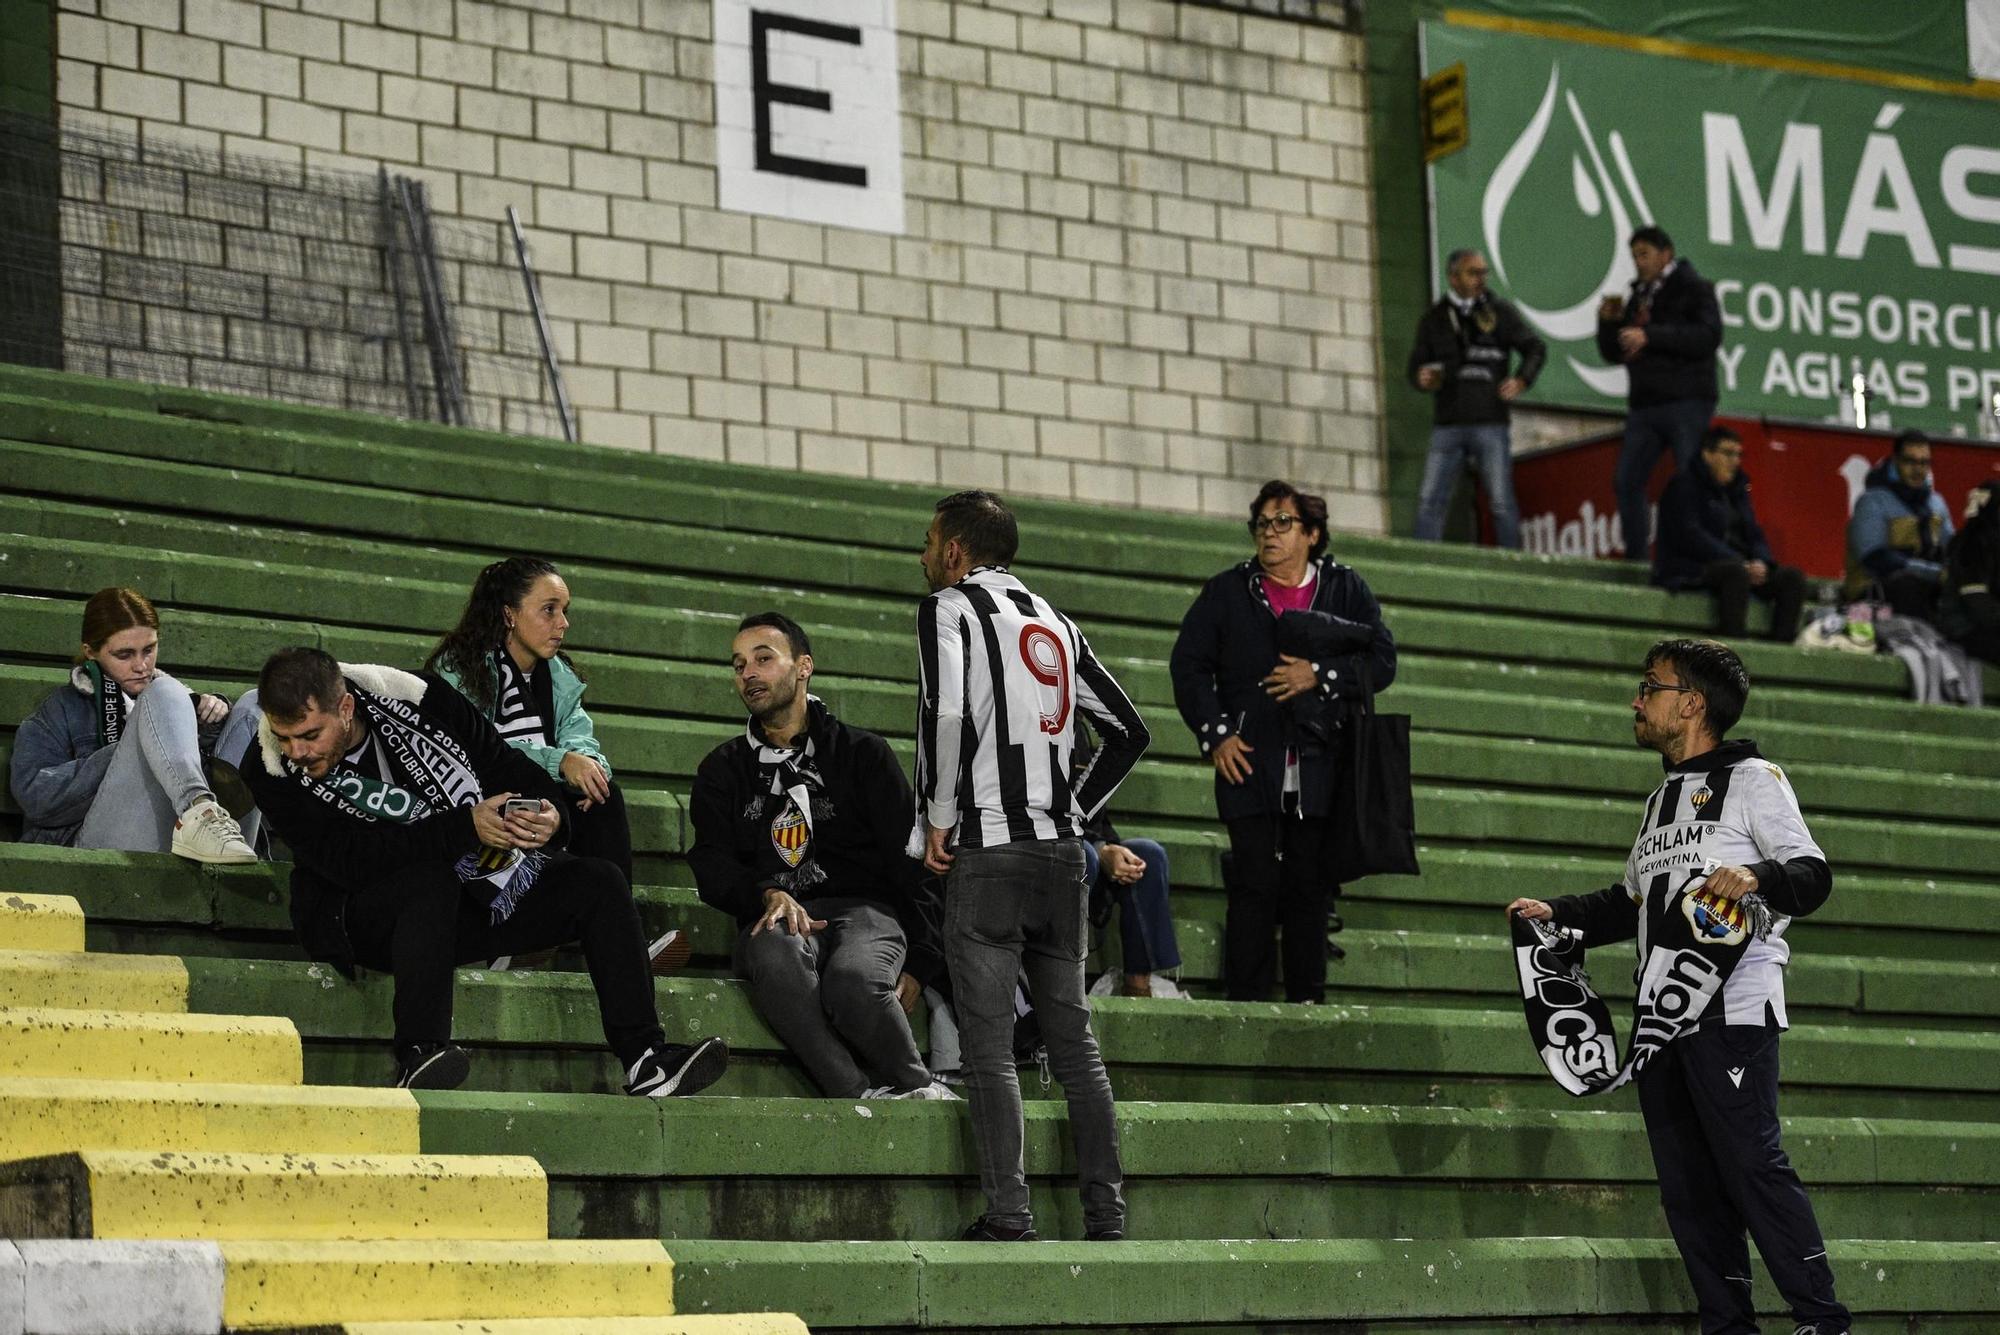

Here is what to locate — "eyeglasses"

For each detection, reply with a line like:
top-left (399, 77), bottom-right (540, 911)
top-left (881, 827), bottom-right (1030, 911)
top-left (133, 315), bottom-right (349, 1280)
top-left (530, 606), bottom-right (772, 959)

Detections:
top-left (1638, 678), bottom-right (1697, 697)
top-left (1248, 514), bottom-right (1301, 536)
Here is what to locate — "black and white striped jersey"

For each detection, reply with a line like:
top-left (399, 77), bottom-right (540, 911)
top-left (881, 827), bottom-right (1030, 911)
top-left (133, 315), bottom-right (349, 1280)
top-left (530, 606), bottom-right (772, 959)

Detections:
top-left (1620, 745), bottom-right (1822, 1027)
top-left (914, 566), bottom-right (1149, 850)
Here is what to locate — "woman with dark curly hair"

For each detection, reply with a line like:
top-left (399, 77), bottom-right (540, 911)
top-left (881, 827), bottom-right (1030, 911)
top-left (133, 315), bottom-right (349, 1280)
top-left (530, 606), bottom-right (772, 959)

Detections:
top-left (426, 557), bottom-right (633, 885)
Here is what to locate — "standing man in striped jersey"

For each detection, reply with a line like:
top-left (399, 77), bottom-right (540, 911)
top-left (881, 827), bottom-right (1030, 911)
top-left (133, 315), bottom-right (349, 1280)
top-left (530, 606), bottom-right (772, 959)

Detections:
top-left (914, 490), bottom-right (1150, 1243)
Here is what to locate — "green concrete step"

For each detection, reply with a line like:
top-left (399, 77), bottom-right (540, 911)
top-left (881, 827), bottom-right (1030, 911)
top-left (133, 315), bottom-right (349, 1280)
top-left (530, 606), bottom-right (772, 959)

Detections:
top-left (0, 394), bottom-right (1747, 635)
top-left (5, 587), bottom-right (1992, 770)
top-left (0, 428), bottom-right (1968, 708)
top-left (0, 362), bottom-right (1661, 588)
top-left (410, 1092), bottom-right (1999, 1245)
top-left (173, 956), bottom-right (2000, 1121)
top-left (8, 842), bottom-right (1995, 985)
top-left (658, 1237), bottom-right (1998, 1331)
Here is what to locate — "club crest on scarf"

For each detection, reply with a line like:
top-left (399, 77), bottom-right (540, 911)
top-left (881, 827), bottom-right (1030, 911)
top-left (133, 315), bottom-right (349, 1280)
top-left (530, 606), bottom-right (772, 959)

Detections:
top-left (1682, 886), bottom-right (1750, 947)
top-left (1511, 863), bottom-right (1771, 1097)
top-left (770, 800), bottom-right (810, 868)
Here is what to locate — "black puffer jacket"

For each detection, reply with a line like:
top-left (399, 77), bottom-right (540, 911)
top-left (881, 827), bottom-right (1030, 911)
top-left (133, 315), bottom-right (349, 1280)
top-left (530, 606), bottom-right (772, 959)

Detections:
top-left (1168, 558), bottom-right (1397, 822)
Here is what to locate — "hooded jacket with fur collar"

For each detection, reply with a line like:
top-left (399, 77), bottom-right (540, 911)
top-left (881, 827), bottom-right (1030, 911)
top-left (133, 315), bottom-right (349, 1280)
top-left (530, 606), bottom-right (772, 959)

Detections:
top-left (244, 664), bottom-right (567, 899)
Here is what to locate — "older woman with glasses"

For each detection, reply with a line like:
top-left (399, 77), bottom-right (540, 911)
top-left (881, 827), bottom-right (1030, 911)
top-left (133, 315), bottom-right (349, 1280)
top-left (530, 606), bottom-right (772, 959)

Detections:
top-left (1167, 480), bottom-right (1398, 1005)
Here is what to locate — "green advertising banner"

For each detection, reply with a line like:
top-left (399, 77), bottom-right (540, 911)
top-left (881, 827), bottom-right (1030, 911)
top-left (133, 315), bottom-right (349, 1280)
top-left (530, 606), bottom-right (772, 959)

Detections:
top-left (1422, 18), bottom-right (2000, 436)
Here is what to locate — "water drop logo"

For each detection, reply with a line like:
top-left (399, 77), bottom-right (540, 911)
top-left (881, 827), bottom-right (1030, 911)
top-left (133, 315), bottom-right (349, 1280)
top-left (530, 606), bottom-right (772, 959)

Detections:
top-left (1481, 63), bottom-right (1656, 399)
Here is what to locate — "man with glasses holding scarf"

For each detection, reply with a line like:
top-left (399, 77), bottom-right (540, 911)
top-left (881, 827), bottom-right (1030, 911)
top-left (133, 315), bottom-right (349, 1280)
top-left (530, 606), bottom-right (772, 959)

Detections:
top-left (1407, 246), bottom-right (1545, 549)
top-left (1506, 639), bottom-right (1850, 1335)
top-left (1169, 480), bottom-right (1397, 1004)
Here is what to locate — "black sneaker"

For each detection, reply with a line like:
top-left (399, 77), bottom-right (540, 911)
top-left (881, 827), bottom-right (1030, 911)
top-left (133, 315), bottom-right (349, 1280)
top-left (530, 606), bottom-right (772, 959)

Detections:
top-left (394, 1042), bottom-right (470, 1091)
top-left (1085, 1226), bottom-right (1125, 1242)
top-left (962, 1216), bottom-right (1037, 1242)
top-left (625, 1036), bottom-right (729, 1097)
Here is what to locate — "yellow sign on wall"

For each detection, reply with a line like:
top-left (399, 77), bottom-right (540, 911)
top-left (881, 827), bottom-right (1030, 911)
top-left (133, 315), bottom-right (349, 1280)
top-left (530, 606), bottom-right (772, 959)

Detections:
top-left (1421, 61), bottom-right (1468, 162)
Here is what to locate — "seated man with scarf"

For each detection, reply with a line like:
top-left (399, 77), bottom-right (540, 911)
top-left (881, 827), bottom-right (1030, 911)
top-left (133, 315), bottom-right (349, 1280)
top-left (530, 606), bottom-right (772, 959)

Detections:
top-left (1846, 429), bottom-right (1956, 619)
top-left (688, 612), bottom-right (954, 1100)
top-left (243, 646), bottom-right (729, 1095)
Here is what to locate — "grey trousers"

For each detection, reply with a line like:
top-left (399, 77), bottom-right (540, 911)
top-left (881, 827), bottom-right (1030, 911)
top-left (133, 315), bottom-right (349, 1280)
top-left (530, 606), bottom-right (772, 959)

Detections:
top-left (735, 896), bottom-right (930, 1098)
top-left (945, 837), bottom-right (1124, 1233)
top-left (75, 675), bottom-right (263, 853)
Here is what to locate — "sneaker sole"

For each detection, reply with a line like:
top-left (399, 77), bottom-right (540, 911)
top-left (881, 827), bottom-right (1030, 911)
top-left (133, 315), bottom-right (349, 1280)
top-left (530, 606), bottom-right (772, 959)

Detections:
top-left (648, 929), bottom-right (692, 975)
top-left (645, 1037), bottom-right (729, 1098)
top-left (397, 1046), bottom-right (471, 1091)
top-left (171, 840), bottom-right (258, 865)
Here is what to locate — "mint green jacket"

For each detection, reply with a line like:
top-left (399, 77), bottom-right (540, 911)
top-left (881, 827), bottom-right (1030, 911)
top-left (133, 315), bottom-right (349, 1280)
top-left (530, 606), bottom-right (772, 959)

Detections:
top-left (433, 654), bottom-right (612, 785)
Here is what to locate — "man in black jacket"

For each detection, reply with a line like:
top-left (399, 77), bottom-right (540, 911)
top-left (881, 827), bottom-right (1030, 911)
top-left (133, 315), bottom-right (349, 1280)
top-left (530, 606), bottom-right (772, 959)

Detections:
top-left (688, 612), bottom-right (952, 1100)
top-left (1653, 425), bottom-right (1808, 642)
top-left (1168, 480), bottom-right (1397, 1004)
top-left (1407, 247), bottom-right (1546, 549)
top-left (1598, 226), bottom-right (1724, 562)
top-left (243, 647), bottom-right (728, 1095)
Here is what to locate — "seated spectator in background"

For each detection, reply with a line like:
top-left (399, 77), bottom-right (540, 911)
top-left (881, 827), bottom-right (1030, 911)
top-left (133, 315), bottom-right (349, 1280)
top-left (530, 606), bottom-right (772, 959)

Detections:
top-left (1074, 724), bottom-right (1182, 999)
top-left (243, 646), bottom-right (728, 1096)
top-left (689, 613), bottom-right (953, 1100)
top-left (11, 586), bottom-right (258, 862)
top-left (425, 558), bottom-right (632, 888)
top-left (1407, 246), bottom-right (1545, 549)
top-left (1940, 482), bottom-right (2000, 665)
top-left (1169, 481), bottom-right (1397, 1005)
top-left (1653, 426), bottom-right (1808, 643)
top-left (1846, 430), bottom-right (1955, 618)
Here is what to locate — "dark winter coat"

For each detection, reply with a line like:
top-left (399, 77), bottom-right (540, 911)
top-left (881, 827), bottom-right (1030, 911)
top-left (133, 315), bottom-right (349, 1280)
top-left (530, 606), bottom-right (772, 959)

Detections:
top-left (1652, 463), bottom-right (1774, 590)
top-left (240, 664), bottom-right (567, 974)
top-left (1405, 295), bottom-right (1546, 425)
top-left (1168, 557), bottom-right (1397, 823)
top-left (1595, 259), bottom-right (1723, 408)
top-left (686, 699), bottom-right (942, 985)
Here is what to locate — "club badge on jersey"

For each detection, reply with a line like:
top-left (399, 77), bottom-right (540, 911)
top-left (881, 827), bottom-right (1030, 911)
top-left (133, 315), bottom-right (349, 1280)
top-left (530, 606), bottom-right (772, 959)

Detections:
top-left (1511, 862), bottom-right (1773, 1096)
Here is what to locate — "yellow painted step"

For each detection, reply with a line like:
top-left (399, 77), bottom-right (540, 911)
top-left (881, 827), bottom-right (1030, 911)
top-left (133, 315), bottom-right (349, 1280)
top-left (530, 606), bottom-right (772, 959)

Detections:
top-left (218, 1239), bottom-right (673, 1327)
top-left (343, 1318), bottom-right (810, 1334)
top-left (0, 1007), bottom-right (301, 1085)
top-left (0, 1076), bottom-right (419, 1158)
top-left (15, 1150), bottom-right (548, 1242)
top-left (0, 894), bottom-right (85, 952)
top-left (0, 949), bottom-right (187, 1011)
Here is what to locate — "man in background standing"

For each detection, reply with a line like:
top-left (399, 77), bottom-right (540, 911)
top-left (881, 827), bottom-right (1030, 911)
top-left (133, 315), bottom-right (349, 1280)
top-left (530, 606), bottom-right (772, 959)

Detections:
top-left (1598, 226), bottom-right (1723, 562)
top-left (1408, 247), bottom-right (1545, 549)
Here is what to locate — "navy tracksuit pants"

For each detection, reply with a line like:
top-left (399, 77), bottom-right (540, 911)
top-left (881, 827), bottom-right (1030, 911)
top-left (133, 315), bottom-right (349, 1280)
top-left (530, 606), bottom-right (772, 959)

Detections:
top-left (1636, 1018), bottom-right (1850, 1334)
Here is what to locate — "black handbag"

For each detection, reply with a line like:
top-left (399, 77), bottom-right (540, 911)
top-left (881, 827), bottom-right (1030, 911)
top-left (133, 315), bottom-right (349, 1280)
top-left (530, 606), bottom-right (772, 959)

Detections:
top-left (1327, 674), bottom-right (1420, 883)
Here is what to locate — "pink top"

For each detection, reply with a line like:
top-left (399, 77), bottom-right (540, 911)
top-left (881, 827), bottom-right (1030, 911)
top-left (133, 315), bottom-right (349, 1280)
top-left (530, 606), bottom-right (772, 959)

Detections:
top-left (1260, 570), bottom-right (1317, 616)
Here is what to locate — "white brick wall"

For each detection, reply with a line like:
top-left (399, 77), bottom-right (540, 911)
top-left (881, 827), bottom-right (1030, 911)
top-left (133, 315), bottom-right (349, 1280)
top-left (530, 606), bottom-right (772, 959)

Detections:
top-left (53, 0), bottom-right (1385, 530)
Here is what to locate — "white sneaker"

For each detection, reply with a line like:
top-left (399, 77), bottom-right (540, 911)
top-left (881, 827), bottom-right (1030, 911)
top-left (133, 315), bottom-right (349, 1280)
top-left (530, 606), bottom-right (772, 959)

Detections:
top-left (1088, 971), bottom-right (1118, 997)
top-left (1149, 975), bottom-right (1188, 1000)
top-left (863, 1080), bottom-right (963, 1101)
top-left (172, 798), bottom-right (257, 864)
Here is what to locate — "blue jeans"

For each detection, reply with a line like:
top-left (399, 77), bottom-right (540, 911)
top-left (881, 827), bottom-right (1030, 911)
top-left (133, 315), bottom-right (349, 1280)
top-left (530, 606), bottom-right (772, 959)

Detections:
top-left (1081, 837), bottom-right (1181, 974)
top-left (1616, 398), bottom-right (1715, 561)
top-left (944, 838), bottom-right (1123, 1234)
top-left (1415, 422), bottom-right (1518, 548)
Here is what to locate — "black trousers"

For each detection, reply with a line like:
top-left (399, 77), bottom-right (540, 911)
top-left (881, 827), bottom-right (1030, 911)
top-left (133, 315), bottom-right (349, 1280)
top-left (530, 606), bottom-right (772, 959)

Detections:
top-left (1700, 559), bottom-right (1808, 642)
top-left (1636, 1019), bottom-right (1849, 1335)
top-left (562, 780), bottom-right (633, 888)
top-left (1223, 816), bottom-right (1333, 1004)
top-left (342, 852), bottom-right (665, 1068)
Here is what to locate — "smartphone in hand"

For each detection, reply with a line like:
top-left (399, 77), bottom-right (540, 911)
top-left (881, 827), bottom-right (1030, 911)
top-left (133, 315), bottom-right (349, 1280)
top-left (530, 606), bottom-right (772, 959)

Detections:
top-left (503, 798), bottom-right (542, 818)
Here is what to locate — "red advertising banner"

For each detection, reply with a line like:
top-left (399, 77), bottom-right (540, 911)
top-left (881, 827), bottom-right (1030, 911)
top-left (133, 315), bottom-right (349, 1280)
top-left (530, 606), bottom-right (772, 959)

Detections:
top-left (1509, 419), bottom-right (2000, 579)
